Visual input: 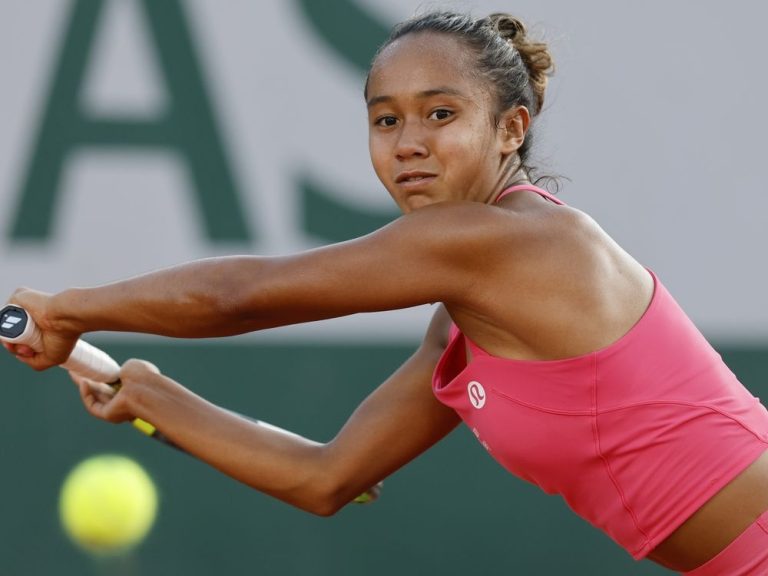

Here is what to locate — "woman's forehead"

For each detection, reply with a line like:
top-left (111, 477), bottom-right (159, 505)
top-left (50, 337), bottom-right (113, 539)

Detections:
top-left (368, 33), bottom-right (479, 96)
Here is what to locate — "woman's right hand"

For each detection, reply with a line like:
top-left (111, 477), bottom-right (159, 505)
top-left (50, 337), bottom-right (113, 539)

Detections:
top-left (73, 358), bottom-right (164, 424)
top-left (2, 287), bottom-right (81, 371)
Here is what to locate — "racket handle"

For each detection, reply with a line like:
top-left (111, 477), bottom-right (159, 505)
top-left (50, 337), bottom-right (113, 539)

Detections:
top-left (1, 305), bottom-right (121, 382)
top-left (62, 339), bottom-right (121, 383)
top-left (2, 305), bottom-right (379, 503)
top-left (0, 304), bottom-right (161, 439)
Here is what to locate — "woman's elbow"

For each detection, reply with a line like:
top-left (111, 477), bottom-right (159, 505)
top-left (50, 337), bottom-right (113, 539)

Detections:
top-left (307, 497), bottom-right (344, 518)
top-left (309, 478), bottom-right (383, 517)
top-left (286, 498), bottom-right (339, 517)
top-left (287, 479), bottom-right (349, 517)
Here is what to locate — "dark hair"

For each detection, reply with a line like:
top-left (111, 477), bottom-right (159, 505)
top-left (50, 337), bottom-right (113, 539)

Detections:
top-left (366, 11), bottom-right (557, 187)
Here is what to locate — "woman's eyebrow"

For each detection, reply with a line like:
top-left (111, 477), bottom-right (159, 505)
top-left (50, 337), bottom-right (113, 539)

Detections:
top-left (366, 87), bottom-right (469, 108)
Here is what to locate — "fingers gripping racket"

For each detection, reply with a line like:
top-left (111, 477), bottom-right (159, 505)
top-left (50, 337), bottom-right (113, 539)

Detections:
top-left (0, 305), bottom-right (380, 504)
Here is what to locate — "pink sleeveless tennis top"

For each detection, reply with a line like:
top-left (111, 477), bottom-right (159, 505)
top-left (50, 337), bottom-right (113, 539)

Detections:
top-left (432, 185), bottom-right (768, 559)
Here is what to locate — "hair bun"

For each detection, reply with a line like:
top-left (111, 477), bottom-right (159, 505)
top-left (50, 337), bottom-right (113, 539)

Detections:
top-left (488, 13), bottom-right (527, 42)
top-left (487, 13), bottom-right (554, 114)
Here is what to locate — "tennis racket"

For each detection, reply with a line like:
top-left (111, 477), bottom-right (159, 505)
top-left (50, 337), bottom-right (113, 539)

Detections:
top-left (0, 304), bottom-right (381, 504)
top-left (0, 304), bottom-right (181, 447)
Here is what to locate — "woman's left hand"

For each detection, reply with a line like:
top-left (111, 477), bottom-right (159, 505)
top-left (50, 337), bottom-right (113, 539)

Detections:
top-left (3, 287), bottom-right (81, 370)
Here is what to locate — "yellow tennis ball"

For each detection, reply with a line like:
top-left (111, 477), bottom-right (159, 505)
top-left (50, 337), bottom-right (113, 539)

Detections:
top-left (59, 454), bottom-right (158, 554)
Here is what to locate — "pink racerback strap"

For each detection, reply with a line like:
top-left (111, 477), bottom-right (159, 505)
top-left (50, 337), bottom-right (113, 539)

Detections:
top-left (495, 184), bottom-right (564, 205)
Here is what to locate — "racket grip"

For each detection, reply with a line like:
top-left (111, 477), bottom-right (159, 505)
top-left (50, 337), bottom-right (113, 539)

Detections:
top-left (1, 304), bottom-right (159, 438)
top-left (62, 340), bottom-right (121, 383)
top-left (59, 342), bottom-right (159, 438)
top-left (0, 305), bottom-right (121, 383)
top-left (3, 306), bottom-right (379, 501)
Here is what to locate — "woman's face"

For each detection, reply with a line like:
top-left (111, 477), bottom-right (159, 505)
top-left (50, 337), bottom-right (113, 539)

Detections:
top-left (366, 32), bottom-right (525, 213)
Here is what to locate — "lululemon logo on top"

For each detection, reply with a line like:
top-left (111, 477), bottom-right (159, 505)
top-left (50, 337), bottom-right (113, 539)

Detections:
top-left (467, 381), bottom-right (486, 409)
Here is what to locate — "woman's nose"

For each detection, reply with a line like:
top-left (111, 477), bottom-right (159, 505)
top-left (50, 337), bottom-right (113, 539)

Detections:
top-left (394, 122), bottom-right (428, 160)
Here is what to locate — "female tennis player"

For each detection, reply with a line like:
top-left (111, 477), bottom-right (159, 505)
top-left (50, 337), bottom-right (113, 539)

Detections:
top-left (5, 11), bottom-right (768, 574)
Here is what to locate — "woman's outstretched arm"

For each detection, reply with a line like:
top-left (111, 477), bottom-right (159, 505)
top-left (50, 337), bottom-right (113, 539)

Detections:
top-left (75, 306), bottom-right (461, 515)
top-left (5, 201), bottom-right (518, 369)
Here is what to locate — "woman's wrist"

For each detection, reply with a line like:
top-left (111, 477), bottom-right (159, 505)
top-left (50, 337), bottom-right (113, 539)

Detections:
top-left (49, 288), bottom-right (91, 335)
top-left (122, 364), bottom-right (190, 428)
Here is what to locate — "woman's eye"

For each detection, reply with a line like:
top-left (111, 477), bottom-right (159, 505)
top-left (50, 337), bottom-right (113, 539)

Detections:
top-left (429, 109), bottom-right (453, 121)
top-left (375, 116), bottom-right (398, 127)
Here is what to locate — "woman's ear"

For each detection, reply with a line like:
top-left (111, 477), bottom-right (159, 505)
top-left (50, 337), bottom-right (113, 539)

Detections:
top-left (498, 106), bottom-right (530, 154)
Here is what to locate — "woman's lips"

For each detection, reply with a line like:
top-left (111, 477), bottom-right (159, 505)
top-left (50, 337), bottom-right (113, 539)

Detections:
top-left (395, 172), bottom-right (437, 189)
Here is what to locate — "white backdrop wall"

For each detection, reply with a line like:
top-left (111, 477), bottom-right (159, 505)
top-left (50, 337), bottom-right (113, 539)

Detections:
top-left (1, 0), bottom-right (766, 342)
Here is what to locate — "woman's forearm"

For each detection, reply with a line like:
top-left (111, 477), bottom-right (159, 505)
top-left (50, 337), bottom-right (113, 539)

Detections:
top-left (133, 374), bottom-right (347, 515)
top-left (75, 310), bottom-right (455, 515)
top-left (50, 256), bottom-right (276, 338)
